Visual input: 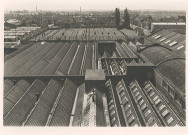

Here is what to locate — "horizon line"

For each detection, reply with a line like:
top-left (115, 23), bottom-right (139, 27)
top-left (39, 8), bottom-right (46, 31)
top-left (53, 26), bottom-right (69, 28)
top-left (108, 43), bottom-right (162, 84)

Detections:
top-left (4, 8), bottom-right (186, 12)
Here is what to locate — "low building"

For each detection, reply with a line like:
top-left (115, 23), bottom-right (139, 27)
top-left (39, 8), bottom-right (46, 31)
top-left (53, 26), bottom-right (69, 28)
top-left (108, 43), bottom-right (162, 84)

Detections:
top-left (151, 22), bottom-right (186, 34)
top-left (4, 27), bottom-right (40, 45)
top-left (4, 19), bottom-right (22, 28)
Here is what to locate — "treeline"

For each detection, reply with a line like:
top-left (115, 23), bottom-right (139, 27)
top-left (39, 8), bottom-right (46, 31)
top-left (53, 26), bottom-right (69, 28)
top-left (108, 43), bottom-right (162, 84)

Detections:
top-left (115, 8), bottom-right (131, 30)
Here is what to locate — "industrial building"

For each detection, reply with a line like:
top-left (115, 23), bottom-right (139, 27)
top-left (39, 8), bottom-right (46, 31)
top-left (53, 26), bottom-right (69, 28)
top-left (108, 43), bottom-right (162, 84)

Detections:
top-left (3, 27), bottom-right (185, 126)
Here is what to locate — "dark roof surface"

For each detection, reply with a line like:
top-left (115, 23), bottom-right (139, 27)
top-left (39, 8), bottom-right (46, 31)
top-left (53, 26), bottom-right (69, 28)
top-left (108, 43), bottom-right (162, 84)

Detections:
top-left (4, 78), bottom-right (82, 126)
top-left (4, 23), bottom-right (185, 127)
top-left (140, 45), bottom-right (185, 94)
top-left (156, 59), bottom-right (185, 95)
top-left (120, 29), bottom-right (138, 39)
top-left (144, 29), bottom-right (185, 58)
top-left (140, 46), bottom-right (175, 65)
top-left (31, 28), bottom-right (128, 41)
top-left (4, 42), bottom-right (93, 76)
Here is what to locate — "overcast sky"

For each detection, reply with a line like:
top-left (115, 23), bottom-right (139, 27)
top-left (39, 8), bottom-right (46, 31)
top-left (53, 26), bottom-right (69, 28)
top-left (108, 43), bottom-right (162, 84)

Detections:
top-left (2, 0), bottom-right (187, 11)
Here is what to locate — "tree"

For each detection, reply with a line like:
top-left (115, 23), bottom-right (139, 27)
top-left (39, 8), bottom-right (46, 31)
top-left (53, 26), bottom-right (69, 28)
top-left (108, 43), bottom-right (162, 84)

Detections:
top-left (123, 8), bottom-right (130, 29)
top-left (115, 8), bottom-right (120, 27)
top-left (22, 19), bottom-right (26, 26)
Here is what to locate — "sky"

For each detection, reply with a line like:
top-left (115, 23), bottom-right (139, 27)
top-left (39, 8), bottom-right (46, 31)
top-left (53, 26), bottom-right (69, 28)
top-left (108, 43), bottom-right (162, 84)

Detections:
top-left (2, 0), bottom-right (187, 11)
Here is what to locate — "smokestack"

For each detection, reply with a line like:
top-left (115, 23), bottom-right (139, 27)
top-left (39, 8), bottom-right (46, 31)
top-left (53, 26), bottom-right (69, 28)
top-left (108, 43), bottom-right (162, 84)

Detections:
top-left (80, 6), bottom-right (81, 15)
top-left (36, 5), bottom-right (38, 13)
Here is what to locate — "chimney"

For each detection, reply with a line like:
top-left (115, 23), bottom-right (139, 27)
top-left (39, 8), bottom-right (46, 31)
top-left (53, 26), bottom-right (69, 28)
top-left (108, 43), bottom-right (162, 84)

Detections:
top-left (36, 5), bottom-right (38, 13)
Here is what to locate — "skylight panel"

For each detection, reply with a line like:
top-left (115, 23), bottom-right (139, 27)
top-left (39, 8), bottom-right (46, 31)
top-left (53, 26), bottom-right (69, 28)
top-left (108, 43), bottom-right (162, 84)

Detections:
top-left (165, 40), bottom-right (171, 44)
top-left (154, 35), bottom-right (161, 39)
top-left (162, 110), bottom-right (169, 118)
top-left (159, 104), bottom-right (165, 111)
top-left (159, 37), bottom-right (166, 42)
top-left (167, 117), bottom-right (174, 124)
top-left (177, 45), bottom-right (184, 50)
top-left (169, 41), bottom-right (178, 46)
top-left (152, 34), bottom-right (157, 38)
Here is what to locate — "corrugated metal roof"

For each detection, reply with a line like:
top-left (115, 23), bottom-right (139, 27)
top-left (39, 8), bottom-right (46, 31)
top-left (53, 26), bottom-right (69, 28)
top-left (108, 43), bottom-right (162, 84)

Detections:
top-left (4, 39), bottom-right (185, 126)
top-left (3, 78), bottom-right (80, 126)
top-left (4, 42), bottom-right (93, 76)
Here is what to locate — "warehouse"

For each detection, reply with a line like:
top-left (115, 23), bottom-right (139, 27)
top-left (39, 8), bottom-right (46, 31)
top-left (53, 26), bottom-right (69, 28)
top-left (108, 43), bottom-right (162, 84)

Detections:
top-left (4, 27), bottom-right (185, 126)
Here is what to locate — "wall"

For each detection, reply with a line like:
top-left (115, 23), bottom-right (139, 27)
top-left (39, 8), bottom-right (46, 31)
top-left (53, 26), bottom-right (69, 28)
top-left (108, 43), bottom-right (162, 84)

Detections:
top-left (154, 69), bottom-right (184, 108)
